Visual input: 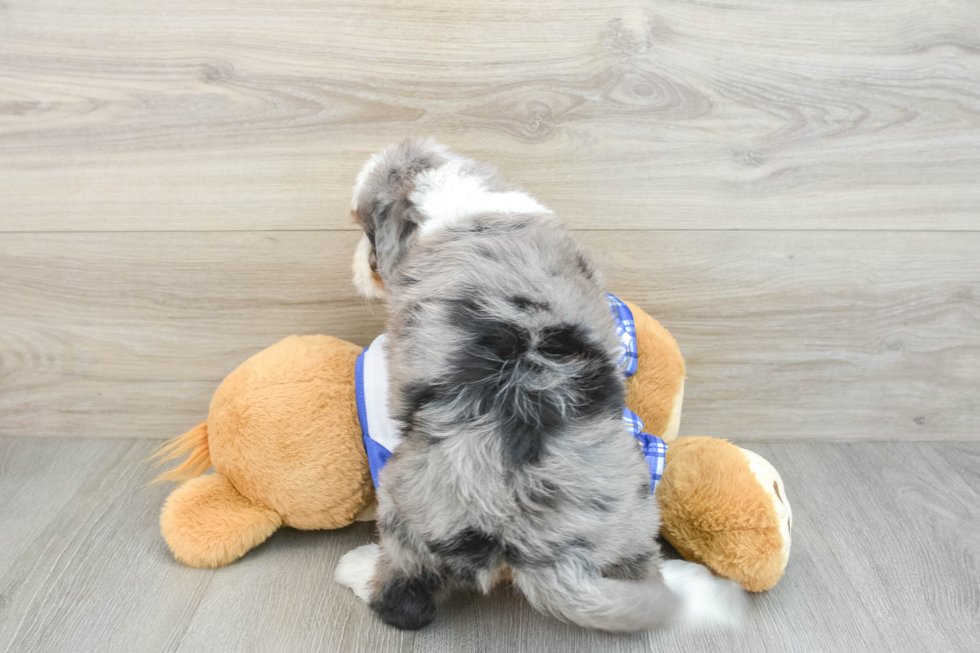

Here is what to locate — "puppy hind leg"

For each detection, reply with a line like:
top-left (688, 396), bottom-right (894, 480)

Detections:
top-left (370, 538), bottom-right (443, 630)
top-left (370, 564), bottom-right (441, 631)
top-left (373, 514), bottom-right (447, 630)
top-left (337, 536), bottom-right (442, 630)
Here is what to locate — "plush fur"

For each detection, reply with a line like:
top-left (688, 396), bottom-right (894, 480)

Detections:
top-left (623, 301), bottom-right (686, 443)
top-left (657, 437), bottom-right (789, 592)
top-left (346, 140), bottom-right (702, 632)
top-left (155, 335), bottom-right (375, 567)
top-left (205, 335), bottom-right (373, 531)
top-left (151, 421), bottom-right (211, 483)
top-left (161, 472), bottom-right (281, 568)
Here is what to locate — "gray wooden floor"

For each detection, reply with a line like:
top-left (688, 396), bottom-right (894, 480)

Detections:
top-left (2, 1), bottom-right (979, 649)
top-left (1, 437), bottom-right (977, 653)
top-left (3, 0), bottom-right (980, 443)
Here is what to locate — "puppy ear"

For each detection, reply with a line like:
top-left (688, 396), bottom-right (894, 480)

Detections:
top-left (373, 197), bottom-right (422, 281)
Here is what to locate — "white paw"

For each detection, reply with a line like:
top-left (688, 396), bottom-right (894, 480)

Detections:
top-left (334, 543), bottom-right (380, 603)
top-left (661, 559), bottom-right (746, 629)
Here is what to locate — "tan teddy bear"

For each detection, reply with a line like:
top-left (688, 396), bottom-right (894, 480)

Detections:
top-left (154, 300), bottom-right (790, 592)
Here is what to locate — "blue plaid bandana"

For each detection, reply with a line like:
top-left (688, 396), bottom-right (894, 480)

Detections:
top-left (622, 408), bottom-right (667, 491)
top-left (607, 293), bottom-right (638, 378)
top-left (608, 293), bottom-right (667, 493)
top-left (355, 293), bottom-right (667, 492)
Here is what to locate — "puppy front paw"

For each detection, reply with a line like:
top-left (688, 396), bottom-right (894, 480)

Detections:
top-left (335, 543), bottom-right (380, 602)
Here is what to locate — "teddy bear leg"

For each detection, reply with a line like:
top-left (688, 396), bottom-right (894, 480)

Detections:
top-left (160, 472), bottom-right (282, 568)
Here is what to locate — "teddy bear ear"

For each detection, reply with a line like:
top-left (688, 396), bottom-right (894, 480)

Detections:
top-left (739, 447), bottom-right (793, 569)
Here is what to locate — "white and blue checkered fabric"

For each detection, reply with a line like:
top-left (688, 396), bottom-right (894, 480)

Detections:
top-left (609, 294), bottom-right (667, 493)
top-left (607, 293), bottom-right (638, 378)
top-left (622, 407), bottom-right (667, 493)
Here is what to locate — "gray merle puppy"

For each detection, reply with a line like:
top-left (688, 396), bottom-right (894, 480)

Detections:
top-left (336, 139), bottom-right (743, 632)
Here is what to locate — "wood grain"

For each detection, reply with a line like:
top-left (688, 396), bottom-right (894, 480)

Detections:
top-left (2, 0), bottom-right (979, 231)
top-left (0, 437), bottom-right (124, 580)
top-left (173, 525), bottom-right (415, 653)
top-left (0, 231), bottom-right (384, 439)
top-left (2, 230), bottom-right (977, 441)
top-left (588, 230), bottom-right (980, 442)
top-left (0, 439), bottom-right (217, 653)
top-left (764, 442), bottom-right (980, 653)
top-left (2, 437), bottom-right (978, 652)
top-left (929, 442), bottom-right (980, 496)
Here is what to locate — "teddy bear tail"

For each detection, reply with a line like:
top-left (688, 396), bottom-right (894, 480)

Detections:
top-left (148, 421), bottom-right (211, 484)
top-left (160, 472), bottom-right (282, 568)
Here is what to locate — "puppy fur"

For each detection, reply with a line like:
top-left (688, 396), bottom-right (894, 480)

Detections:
top-left (344, 140), bottom-right (682, 632)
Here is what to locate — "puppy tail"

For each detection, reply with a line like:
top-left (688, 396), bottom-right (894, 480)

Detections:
top-left (660, 559), bottom-right (746, 628)
top-left (513, 558), bottom-right (745, 632)
top-left (512, 561), bottom-right (680, 632)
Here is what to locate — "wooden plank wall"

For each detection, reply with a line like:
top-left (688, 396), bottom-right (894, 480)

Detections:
top-left (2, 0), bottom-right (978, 440)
